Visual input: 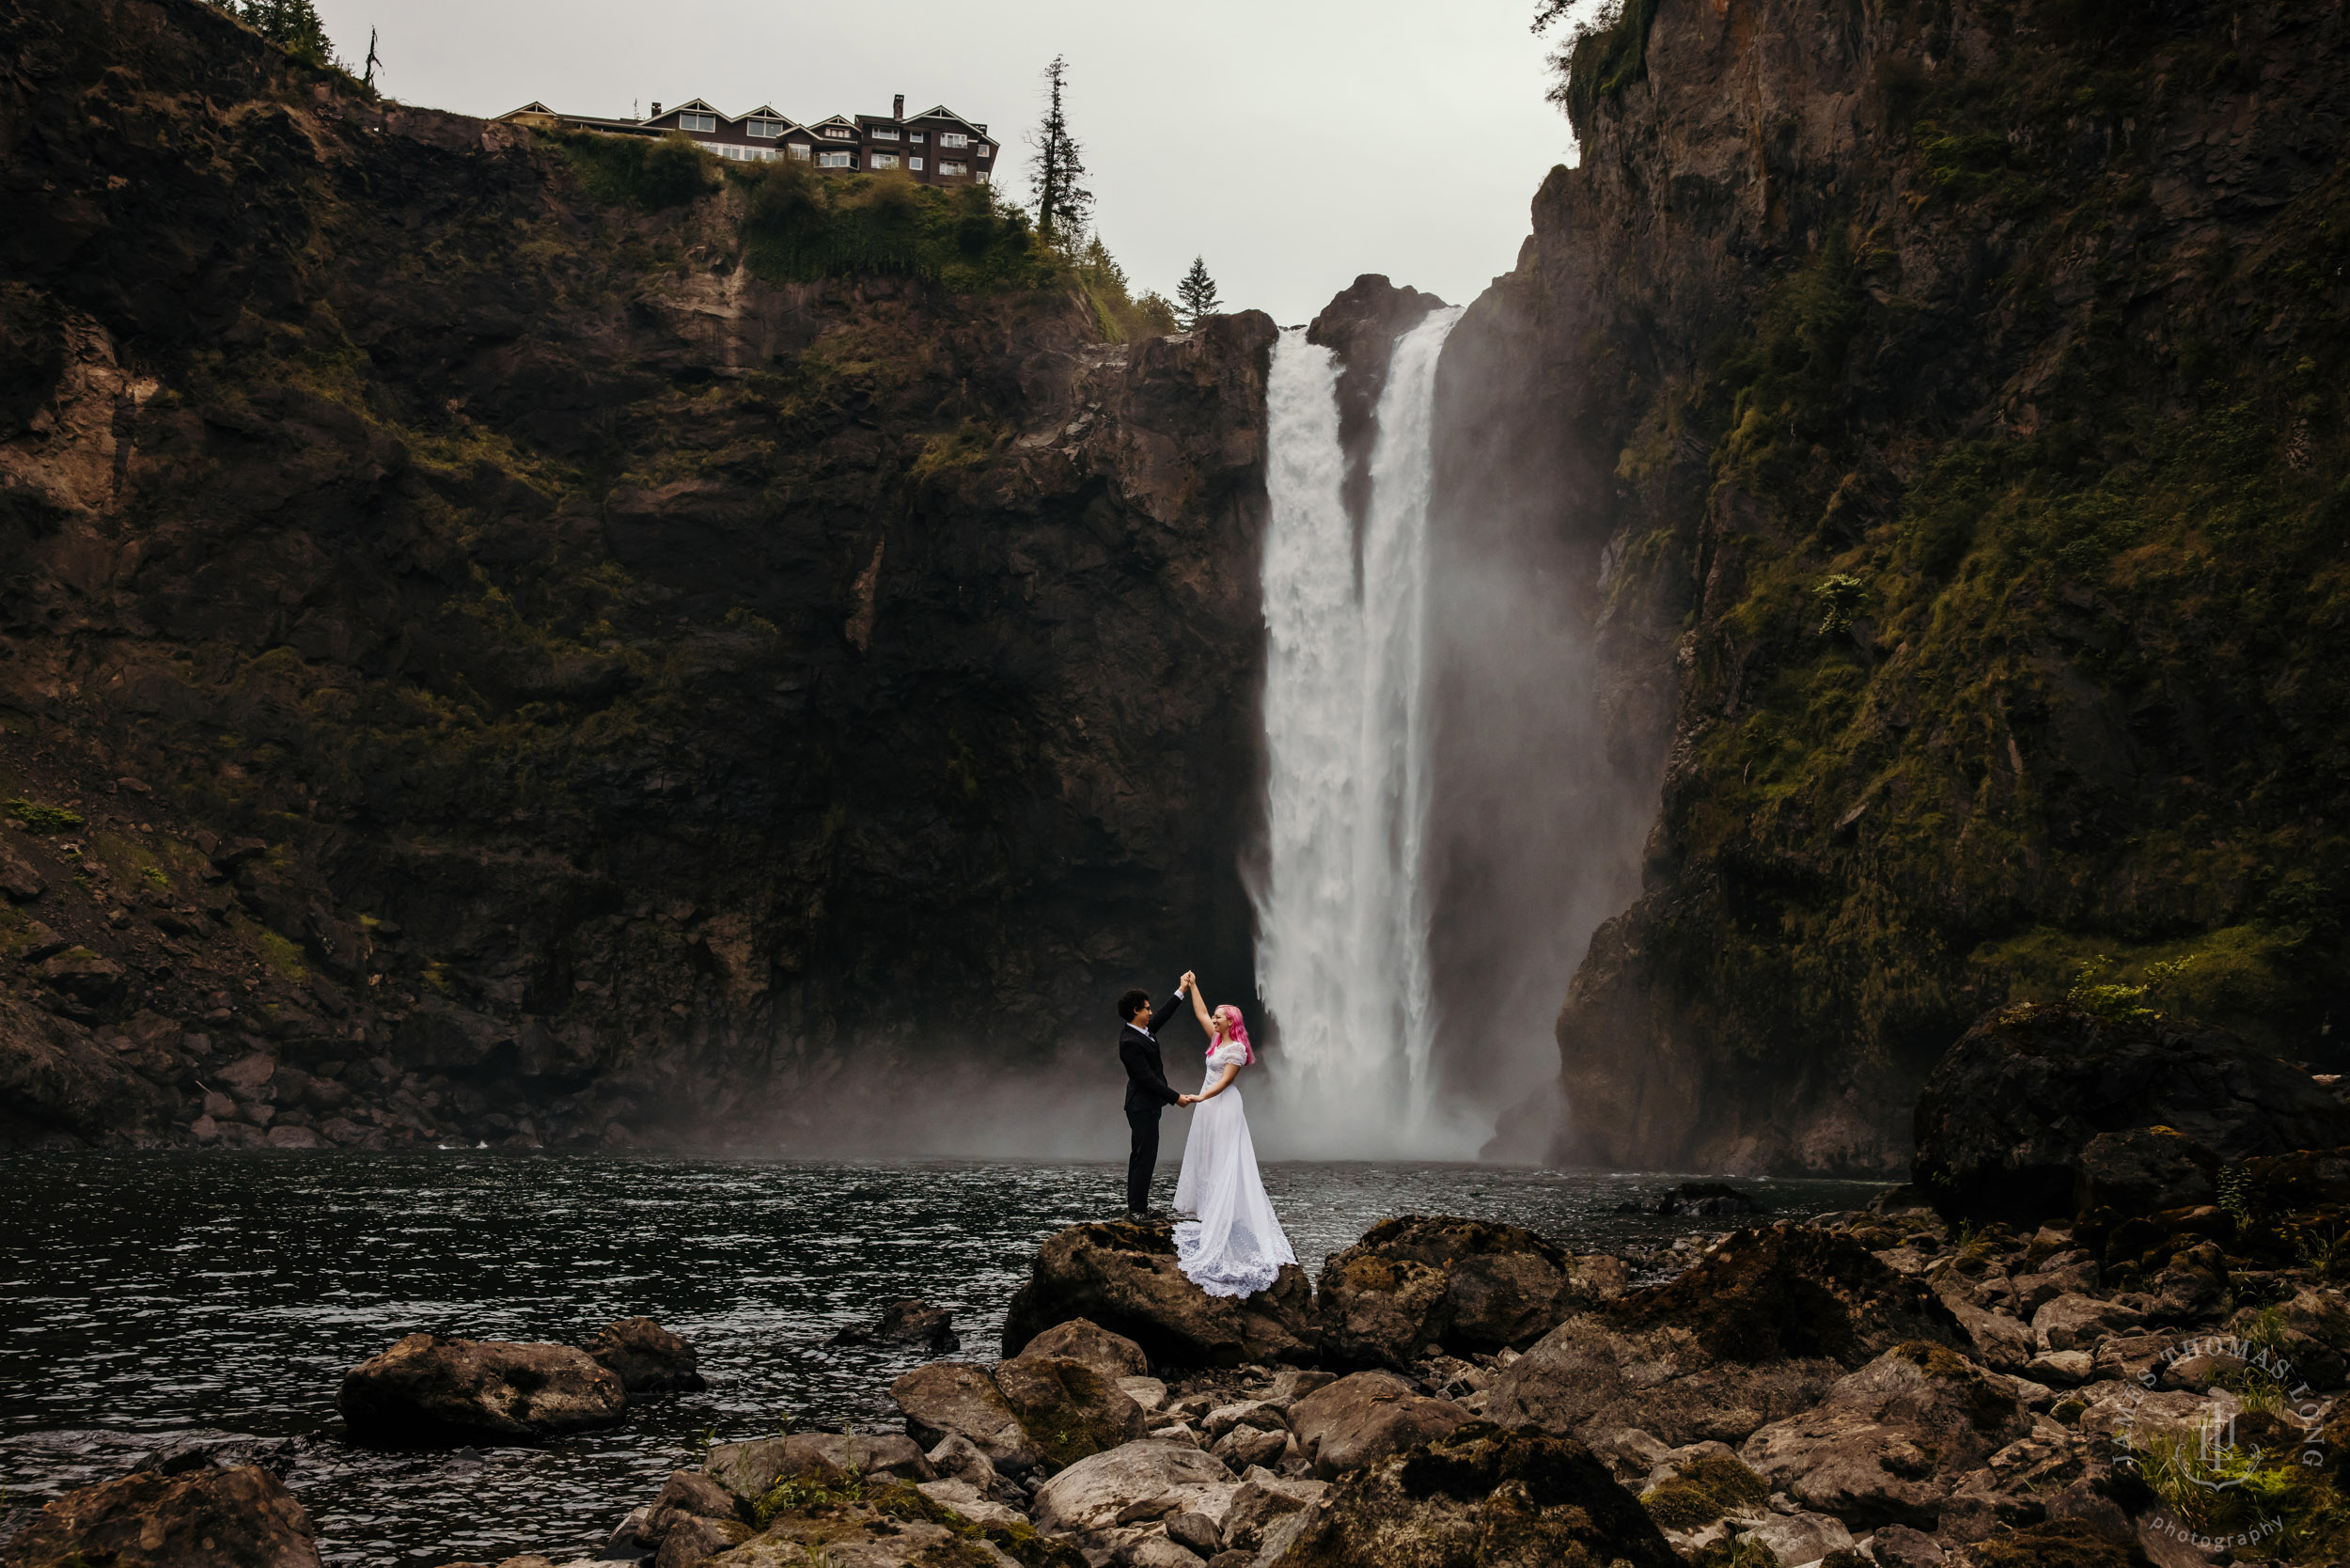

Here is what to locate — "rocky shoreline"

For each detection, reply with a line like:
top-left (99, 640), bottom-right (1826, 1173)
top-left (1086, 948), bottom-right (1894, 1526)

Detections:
top-left (10, 1003), bottom-right (2350, 1567)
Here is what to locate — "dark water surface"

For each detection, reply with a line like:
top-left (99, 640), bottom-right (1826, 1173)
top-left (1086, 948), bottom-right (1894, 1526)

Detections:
top-left (0, 1152), bottom-right (1888, 1566)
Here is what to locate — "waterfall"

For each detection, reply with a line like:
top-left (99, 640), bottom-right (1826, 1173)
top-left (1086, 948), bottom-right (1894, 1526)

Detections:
top-left (1252, 308), bottom-right (1469, 1158)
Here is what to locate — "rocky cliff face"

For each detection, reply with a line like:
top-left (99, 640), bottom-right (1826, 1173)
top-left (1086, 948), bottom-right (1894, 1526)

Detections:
top-left (1447, 0), bottom-right (2350, 1171)
top-left (0, 0), bottom-right (1275, 1149)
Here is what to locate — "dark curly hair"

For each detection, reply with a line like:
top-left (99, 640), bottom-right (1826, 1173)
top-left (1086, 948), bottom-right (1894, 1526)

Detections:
top-left (1117, 988), bottom-right (1152, 1023)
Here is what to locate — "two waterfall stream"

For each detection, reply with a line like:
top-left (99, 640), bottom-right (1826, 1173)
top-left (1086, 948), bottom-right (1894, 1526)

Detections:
top-left (1253, 309), bottom-right (1472, 1158)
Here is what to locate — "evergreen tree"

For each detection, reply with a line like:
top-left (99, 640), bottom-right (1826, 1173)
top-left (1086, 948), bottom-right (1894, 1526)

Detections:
top-left (1026, 55), bottom-right (1092, 242)
top-left (215, 0), bottom-right (334, 68)
top-left (1176, 257), bottom-right (1222, 328)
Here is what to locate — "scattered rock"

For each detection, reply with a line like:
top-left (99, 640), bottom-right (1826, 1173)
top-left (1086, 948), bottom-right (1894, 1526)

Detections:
top-left (40, 948), bottom-right (126, 1003)
top-left (1488, 1225), bottom-right (1965, 1445)
top-left (1870, 1523), bottom-right (1948, 1568)
top-left (2072, 1128), bottom-right (2219, 1216)
top-left (1217, 1469), bottom-right (1326, 1554)
top-left (1011, 1316), bottom-right (1150, 1379)
top-left (583, 1318), bottom-right (707, 1393)
top-left (1739, 1509), bottom-right (1855, 1566)
top-left (1313, 1215), bottom-right (1602, 1370)
top-left (1164, 1509), bottom-right (1222, 1557)
top-left (915, 1477), bottom-right (1028, 1530)
top-left (1739, 1342), bottom-right (2031, 1528)
top-left (828, 1298), bottom-right (959, 1353)
top-left (652, 1469), bottom-right (744, 1522)
top-left (992, 1354), bottom-right (1148, 1467)
top-left (1028, 1439), bottom-right (1236, 1556)
top-left (2032, 1293), bottom-right (2142, 1354)
top-left (702, 1433), bottom-right (933, 1501)
top-left (1913, 1003), bottom-right (2350, 1224)
top-left (337, 1334), bottom-right (628, 1443)
top-left (1277, 1424), bottom-right (1681, 1568)
top-left (1000, 1220), bottom-right (1315, 1370)
top-left (2, 1464), bottom-right (321, 1568)
top-left (1653, 1182), bottom-right (1765, 1216)
top-left (0, 838), bottom-right (47, 901)
top-left (889, 1362), bottom-right (1041, 1472)
top-left (924, 1434), bottom-right (997, 1489)
top-left (1286, 1371), bottom-right (1470, 1479)
top-left (650, 1513), bottom-right (750, 1568)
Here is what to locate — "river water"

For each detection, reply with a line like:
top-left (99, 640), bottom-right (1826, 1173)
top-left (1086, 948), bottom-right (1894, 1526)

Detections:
top-left (0, 1152), bottom-right (1888, 1566)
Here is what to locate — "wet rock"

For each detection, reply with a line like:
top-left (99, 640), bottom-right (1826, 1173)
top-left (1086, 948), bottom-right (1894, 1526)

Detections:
top-left (583, 1318), bottom-right (707, 1393)
top-left (702, 1433), bottom-right (933, 1501)
top-left (1739, 1509), bottom-right (1854, 1565)
top-left (888, 1363), bottom-right (1040, 1472)
top-left (923, 1434), bottom-right (997, 1489)
top-left (2032, 1294), bottom-right (2142, 1354)
top-left (1738, 1342), bottom-right (2032, 1528)
top-left (992, 1354), bottom-right (1148, 1467)
top-left (1653, 1182), bottom-right (1766, 1216)
top-left (1488, 1224), bottom-right (1966, 1446)
top-left (1010, 1316), bottom-right (1150, 1379)
top-left (914, 1478), bottom-right (1027, 1529)
top-left (1312, 1215), bottom-right (1607, 1370)
top-left (650, 1514), bottom-right (750, 1568)
top-left (1000, 1220), bottom-right (1315, 1370)
top-left (1029, 1440), bottom-right (1237, 1556)
top-left (1871, 1523), bottom-right (1948, 1568)
top-left (827, 1299), bottom-right (959, 1354)
top-left (1913, 1004), bottom-right (2350, 1225)
top-left (2072, 1128), bottom-right (2219, 1217)
top-left (1306, 274), bottom-right (1449, 535)
top-left (1217, 1470), bottom-right (1326, 1554)
top-left (652, 1469), bottom-right (744, 1522)
top-left (1277, 1424), bottom-right (1679, 1568)
top-left (265, 1125), bottom-right (322, 1150)
top-left (1286, 1371), bottom-right (1469, 1479)
top-left (337, 1333), bottom-right (628, 1443)
top-left (3, 1464), bottom-right (321, 1568)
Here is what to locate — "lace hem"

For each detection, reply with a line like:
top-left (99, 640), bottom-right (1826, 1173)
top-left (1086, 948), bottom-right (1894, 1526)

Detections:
top-left (1173, 1219), bottom-right (1282, 1299)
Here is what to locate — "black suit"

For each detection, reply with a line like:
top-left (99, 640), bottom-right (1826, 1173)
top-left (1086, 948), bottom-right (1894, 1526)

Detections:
top-left (1119, 990), bottom-right (1187, 1215)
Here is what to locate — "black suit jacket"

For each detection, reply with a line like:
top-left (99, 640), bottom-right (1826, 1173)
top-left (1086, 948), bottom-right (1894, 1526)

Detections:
top-left (1120, 990), bottom-right (1189, 1115)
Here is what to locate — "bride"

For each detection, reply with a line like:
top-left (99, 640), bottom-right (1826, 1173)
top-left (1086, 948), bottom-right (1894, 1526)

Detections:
top-left (1170, 970), bottom-right (1296, 1297)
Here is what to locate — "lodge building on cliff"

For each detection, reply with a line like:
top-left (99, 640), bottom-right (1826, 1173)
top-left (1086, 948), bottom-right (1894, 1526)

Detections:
top-left (496, 92), bottom-right (996, 186)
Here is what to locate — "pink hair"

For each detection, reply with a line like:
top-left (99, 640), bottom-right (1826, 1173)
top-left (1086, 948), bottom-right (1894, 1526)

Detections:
top-left (1212, 1005), bottom-right (1254, 1064)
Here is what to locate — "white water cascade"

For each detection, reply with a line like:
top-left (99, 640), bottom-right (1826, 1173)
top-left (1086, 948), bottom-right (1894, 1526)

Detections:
top-left (1252, 308), bottom-right (1472, 1159)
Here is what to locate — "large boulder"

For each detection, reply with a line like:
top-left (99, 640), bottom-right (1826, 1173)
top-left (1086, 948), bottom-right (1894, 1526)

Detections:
top-left (992, 1355), bottom-right (1147, 1468)
top-left (703, 1433), bottom-right (934, 1501)
top-left (1487, 1224), bottom-right (1966, 1446)
top-left (338, 1334), bottom-right (628, 1443)
top-left (582, 1318), bottom-right (707, 1393)
top-left (888, 1363), bottom-right (1041, 1472)
top-left (1912, 1003), bottom-right (2350, 1224)
top-left (1009, 1317), bottom-right (1150, 1379)
top-left (1029, 1440), bottom-right (1237, 1558)
top-left (1276, 1425), bottom-right (1682, 1568)
top-left (1000, 1220), bottom-right (1315, 1369)
top-left (3, 1465), bottom-right (321, 1568)
top-left (1287, 1371), bottom-right (1471, 1479)
top-left (1313, 1215), bottom-right (1612, 1370)
top-left (1738, 1342), bottom-right (2034, 1528)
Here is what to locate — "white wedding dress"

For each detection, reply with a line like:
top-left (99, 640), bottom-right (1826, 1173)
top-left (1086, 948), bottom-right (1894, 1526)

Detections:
top-left (1172, 1040), bottom-right (1296, 1297)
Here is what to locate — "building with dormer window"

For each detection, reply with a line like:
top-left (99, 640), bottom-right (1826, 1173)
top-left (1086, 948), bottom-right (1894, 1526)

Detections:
top-left (497, 91), bottom-right (995, 187)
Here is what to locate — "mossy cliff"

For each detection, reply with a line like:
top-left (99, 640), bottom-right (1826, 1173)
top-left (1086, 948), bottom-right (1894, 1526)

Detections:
top-left (0, 0), bottom-right (1273, 1147)
top-left (1442, 0), bottom-right (2350, 1171)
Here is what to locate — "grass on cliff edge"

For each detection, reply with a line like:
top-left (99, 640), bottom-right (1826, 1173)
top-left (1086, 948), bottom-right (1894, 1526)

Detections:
top-left (552, 131), bottom-right (1177, 337)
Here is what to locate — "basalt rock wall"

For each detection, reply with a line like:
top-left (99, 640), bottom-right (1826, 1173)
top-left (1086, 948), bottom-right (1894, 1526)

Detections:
top-left (1438, 0), bottom-right (2350, 1171)
top-left (0, 0), bottom-right (1274, 1150)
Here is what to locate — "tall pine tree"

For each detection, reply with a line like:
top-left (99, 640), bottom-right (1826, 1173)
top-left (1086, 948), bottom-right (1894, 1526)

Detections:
top-left (1177, 257), bottom-right (1222, 328)
top-left (213, 0), bottom-right (334, 68)
top-left (1026, 55), bottom-right (1093, 243)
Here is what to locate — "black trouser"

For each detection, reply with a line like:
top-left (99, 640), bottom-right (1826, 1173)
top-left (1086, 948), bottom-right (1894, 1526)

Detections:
top-left (1125, 1103), bottom-right (1160, 1215)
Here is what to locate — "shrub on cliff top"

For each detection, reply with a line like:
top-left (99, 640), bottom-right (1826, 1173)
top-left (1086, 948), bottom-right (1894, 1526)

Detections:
top-left (556, 130), bottom-right (719, 212)
top-left (732, 161), bottom-right (1053, 292)
top-left (1542, 0), bottom-right (1663, 128)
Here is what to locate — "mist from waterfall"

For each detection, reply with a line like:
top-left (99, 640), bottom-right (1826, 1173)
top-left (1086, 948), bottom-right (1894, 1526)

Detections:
top-left (1251, 309), bottom-right (1473, 1159)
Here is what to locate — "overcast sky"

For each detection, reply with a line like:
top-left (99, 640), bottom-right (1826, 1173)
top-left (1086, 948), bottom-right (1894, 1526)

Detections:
top-left (307, 0), bottom-right (1587, 324)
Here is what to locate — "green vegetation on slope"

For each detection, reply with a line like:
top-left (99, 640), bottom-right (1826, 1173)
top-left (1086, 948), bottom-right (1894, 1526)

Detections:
top-left (1595, 4), bottom-right (2350, 1066)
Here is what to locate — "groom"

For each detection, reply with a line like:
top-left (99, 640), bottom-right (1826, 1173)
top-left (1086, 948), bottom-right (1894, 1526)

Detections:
top-left (1116, 979), bottom-right (1195, 1221)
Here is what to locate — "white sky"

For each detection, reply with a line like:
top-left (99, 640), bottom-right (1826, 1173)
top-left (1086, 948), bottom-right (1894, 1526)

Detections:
top-left (309, 0), bottom-right (1585, 324)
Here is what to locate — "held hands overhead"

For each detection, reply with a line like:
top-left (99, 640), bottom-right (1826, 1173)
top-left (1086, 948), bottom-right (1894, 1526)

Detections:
top-left (1176, 971), bottom-right (1201, 1104)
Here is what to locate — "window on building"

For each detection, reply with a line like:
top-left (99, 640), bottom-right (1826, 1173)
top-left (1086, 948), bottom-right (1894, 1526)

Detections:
top-left (747, 118), bottom-right (786, 138)
top-left (870, 153), bottom-right (901, 169)
top-left (976, 144), bottom-right (991, 159)
top-left (822, 125), bottom-right (853, 139)
top-left (788, 143), bottom-right (812, 159)
top-left (716, 144), bottom-right (778, 162)
top-left (870, 126), bottom-right (900, 140)
top-left (939, 133), bottom-right (968, 149)
top-left (910, 131), bottom-right (926, 143)
top-left (678, 112), bottom-right (716, 133)
top-left (817, 150), bottom-right (853, 167)
top-left (939, 161), bottom-right (967, 177)
top-left (976, 171), bottom-right (989, 184)
top-left (909, 157), bottom-right (925, 171)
